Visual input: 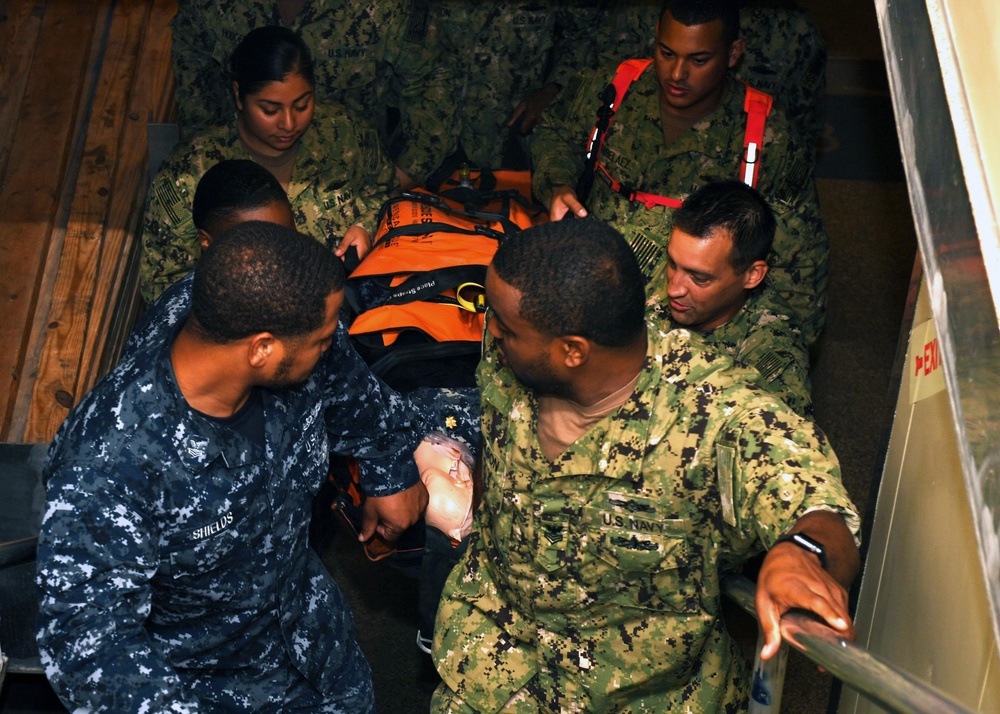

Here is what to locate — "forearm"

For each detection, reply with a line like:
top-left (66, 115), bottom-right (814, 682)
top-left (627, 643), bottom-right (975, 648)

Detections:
top-left (38, 598), bottom-right (201, 714)
top-left (394, 65), bottom-right (457, 182)
top-left (530, 117), bottom-right (584, 207)
top-left (777, 509), bottom-right (859, 589)
top-left (37, 473), bottom-right (201, 712)
top-left (321, 325), bottom-right (430, 495)
top-left (529, 71), bottom-right (594, 205)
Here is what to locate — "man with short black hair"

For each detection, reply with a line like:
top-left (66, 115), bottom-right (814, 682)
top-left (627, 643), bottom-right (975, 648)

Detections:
top-left (191, 159), bottom-right (294, 252)
top-left (592, 0), bottom-right (828, 146)
top-left (648, 179), bottom-right (813, 415)
top-left (432, 217), bottom-right (859, 711)
top-left (37, 223), bottom-right (429, 712)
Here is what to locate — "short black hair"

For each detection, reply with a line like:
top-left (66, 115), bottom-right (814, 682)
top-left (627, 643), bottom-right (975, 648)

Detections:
top-left (659, 0), bottom-right (740, 46)
top-left (192, 160), bottom-right (289, 233)
top-left (673, 180), bottom-right (776, 273)
top-left (491, 219), bottom-right (646, 347)
top-left (191, 221), bottom-right (344, 343)
top-left (231, 26), bottom-right (316, 100)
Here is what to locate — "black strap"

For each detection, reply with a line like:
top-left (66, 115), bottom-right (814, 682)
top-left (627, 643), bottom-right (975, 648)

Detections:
top-left (576, 82), bottom-right (617, 204)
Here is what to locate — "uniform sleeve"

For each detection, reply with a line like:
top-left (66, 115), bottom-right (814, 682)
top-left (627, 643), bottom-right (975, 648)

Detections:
top-left (722, 401), bottom-right (860, 556)
top-left (751, 350), bottom-right (813, 419)
top-left (139, 147), bottom-right (205, 304)
top-left (170, 0), bottom-right (234, 134)
top-left (529, 67), bottom-right (602, 206)
top-left (318, 322), bottom-right (428, 496)
top-left (36, 465), bottom-right (202, 713)
top-left (545, 2), bottom-right (603, 90)
top-left (756, 103), bottom-right (815, 208)
top-left (383, 0), bottom-right (458, 182)
top-left (738, 323), bottom-right (813, 419)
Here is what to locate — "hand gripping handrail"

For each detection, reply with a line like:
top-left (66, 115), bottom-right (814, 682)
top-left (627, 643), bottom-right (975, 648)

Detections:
top-left (722, 574), bottom-right (978, 714)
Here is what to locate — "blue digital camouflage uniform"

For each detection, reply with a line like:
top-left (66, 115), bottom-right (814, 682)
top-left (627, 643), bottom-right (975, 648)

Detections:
top-left (432, 325), bottom-right (859, 711)
top-left (139, 104), bottom-right (397, 304)
top-left (170, 0), bottom-right (455, 182)
top-left (430, 0), bottom-right (599, 169)
top-left (34, 274), bottom-right (469, 713)
top-left (592, 0), bottom-right (828, 146)
top-left (530, 62), bottom-right (829, 345)
top-left (646, 271), bottom-right (813, 417)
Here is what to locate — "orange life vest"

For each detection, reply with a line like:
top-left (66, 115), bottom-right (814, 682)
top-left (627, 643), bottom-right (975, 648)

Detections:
top-left (581, 58), bottom-right (774, 209)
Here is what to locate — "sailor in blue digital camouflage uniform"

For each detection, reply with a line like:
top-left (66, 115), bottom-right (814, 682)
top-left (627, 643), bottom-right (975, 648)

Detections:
top-left (35, 222), bottom-right (460, 713)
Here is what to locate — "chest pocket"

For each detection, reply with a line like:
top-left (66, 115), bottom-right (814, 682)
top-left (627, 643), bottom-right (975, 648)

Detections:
top-left (578, 498), bottom-right (703, 614)
top-left (166, 509), bottom-right (247, 579)
top-left (317, 43), bottom-right (374, 91)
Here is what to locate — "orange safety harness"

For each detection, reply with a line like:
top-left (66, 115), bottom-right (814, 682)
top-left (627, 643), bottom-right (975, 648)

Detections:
top-left (579, 58), bottom-right (774, 209)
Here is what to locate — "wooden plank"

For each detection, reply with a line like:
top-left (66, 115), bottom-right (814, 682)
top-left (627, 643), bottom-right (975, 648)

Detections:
top-left (0, 2), bottom-right (44, 184)
top-left (0, 1), bottom-right (105, 439)
top-left (81, 0), bottom-right (177, 391)
top-left (20, 0), bottom-right (177, 442)
top-left (17, 0), bottom-right (152, 442)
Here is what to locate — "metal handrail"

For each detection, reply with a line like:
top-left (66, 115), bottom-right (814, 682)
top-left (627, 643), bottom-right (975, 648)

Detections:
top-left (722, 574), bottom-right (978, 714)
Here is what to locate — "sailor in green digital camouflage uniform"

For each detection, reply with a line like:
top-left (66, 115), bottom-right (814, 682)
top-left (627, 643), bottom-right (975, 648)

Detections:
top-left (646, 180), bottom-right (812, 417)
top-left (141, 26), bottom-right (397, 304)
top-left (429, 0), bottom-right (598, 170)
top-left (531, 0), bottom-right (828, 345)
top-left (592, 0), bottom-right (828, 147)
top-left (432, 218), bottom-right (860, 712)
top-left (170, 0), bottom-right (455, 186)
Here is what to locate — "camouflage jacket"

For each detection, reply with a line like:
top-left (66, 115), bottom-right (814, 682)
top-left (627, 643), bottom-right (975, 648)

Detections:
top-left (35, 280), bottom-right (436, 712)
top-left (430, 0), bottom-right (598, 168)
top-left (139, 108), bottom-right (396, 304)
top-left (530, 63), bottom-right (828, 344)
top-left (592, 0), bottom-right (827, 146)
top-left (171, 0), bottom-right (455, 181)
top-left (646, 277), bottom-right (813, 417)
top-left (433, 326), bottom-right (859, 711)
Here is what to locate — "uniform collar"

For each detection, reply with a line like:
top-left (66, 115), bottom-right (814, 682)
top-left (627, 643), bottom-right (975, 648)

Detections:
top-left (156, 346), bottom-right (267, 474)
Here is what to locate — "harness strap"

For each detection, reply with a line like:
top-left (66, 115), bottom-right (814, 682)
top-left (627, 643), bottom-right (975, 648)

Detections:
top-left (587, 59), bottom-right (775, 208)
top-left (577, 59), bottom-right (651, 203)
top-left (595, 163), bottom-right (683, 209)
top-left (740, 85), bottom-right (773, 188)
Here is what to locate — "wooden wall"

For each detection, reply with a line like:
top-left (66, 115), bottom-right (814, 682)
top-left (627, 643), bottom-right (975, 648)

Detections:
top-left (0, 0), bottom-right (177, 443)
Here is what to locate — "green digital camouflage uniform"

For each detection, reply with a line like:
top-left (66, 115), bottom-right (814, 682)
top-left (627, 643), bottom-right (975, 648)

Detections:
top-left (592, 0), bottom-right (827, 146)
top-left (430, 0), bottom-right (598, 169)
top-left (647, 272), bottom-right (813, 417)
top-left (530, 63), bottom-right (828, 344)
top-left (170, 0), bottom-right (454, 182)
top-left (432, 325), bottom-right (859, 712)
top-left (139, 106), bottom-right (396, 304)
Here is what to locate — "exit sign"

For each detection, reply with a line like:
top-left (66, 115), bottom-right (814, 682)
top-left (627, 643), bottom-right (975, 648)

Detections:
top-left (910, 318), bottom-right (946, 404)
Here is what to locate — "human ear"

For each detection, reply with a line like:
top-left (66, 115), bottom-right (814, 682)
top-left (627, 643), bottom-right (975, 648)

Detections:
top-left (197, 228), bottom-right (213, 251)
top-left (728, 38), bottom-right (746, 69)
top-left (232, 81), bottom-right (243, 111)
top-left (562, 336), bottom-right (590, 368)
top-left (743, 260), bottom-right (768, 291)
top-left (247, 333), bottom-right (276, 369)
